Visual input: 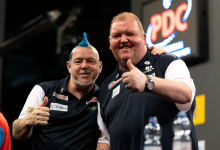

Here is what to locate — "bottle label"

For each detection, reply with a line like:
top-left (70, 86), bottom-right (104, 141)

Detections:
top-left (173, 141), bottom-right (192, 150)
top-left (173, 141), bottom-right (182, 150)
top-left (143, 146), bottom-right (162, 150)
top-left (181, 142), bottom-right (192, 150)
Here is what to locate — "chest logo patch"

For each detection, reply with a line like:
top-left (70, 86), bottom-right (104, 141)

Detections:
top-left (151, 73), bottom-right (155, 76)
top-left (53, 92), bottom-right (68, 101)
top-left (50, 103), bottom-right (68, 112)
top-left (86, 97), bottom-right (98, 105)
top-left (108, 77), bottom-right (123, 89)
top-left (144, 61), bottom-right (150, 65)
top-left (145, 65), bottom-right (154, 72)
top-left (86, 106), bottom-right (98, 110)
top-left (112, 85), bottom-right (120, 99)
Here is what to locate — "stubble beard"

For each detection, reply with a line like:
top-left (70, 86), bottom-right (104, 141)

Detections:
top-left (72, 74), bottom-right (99, 87)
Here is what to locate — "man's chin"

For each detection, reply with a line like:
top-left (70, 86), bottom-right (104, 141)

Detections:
top-left (76, 80), bottom-right (95, 87)
top-left (120, 54), bottom-right (132, 60)
top-left (121, 57), bottom-right (131, 62)
top-left (72, 75), bottom-right (98, 87)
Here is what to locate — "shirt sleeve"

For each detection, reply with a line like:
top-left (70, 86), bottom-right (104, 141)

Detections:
top-left (165, 59), bottom-right (196, 111)
top-left (0, 128), bottom-right (4, 148)
top-left (18, 85), bottom-right (45, 119)
top-left (97, 102), bottom-right (110, 145)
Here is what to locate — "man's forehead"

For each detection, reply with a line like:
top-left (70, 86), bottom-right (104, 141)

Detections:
top-left (111, 18), bottom-right (140, 33)
top-left (72, 46), bottom-right (99, 59)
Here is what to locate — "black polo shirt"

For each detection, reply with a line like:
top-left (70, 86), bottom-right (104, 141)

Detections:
top-left (20, 75), bottom-right (100, 150)
top-left (98, 50), bottom-right (198, 150)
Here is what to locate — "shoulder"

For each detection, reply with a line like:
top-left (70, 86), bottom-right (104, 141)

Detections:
top-left (37, 79), bottom-right (63, 95)
top-left (156, 53), bottom-right (179, 63)
top-left (153, 53), bottom-right (180, 70)
top-left (37, 80), bottom-right (60, 89)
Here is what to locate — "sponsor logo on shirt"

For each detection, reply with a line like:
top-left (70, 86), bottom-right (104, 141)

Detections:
top-left (116, 73), bottom-right (119, 79)
top-left (86, 106), bottom-right (98, 110)
top-left (61, 87), bottom-right (64, 93)
top-left (151, 73), bottom-right (155, 76)
top-left (108, 77), bottom-right (123, 89)
top-left (145, 65), bottom-right (154, 72)
top-left (112, 85), bottom-right (120, 98)
top-left (175, 77), bottom-right (186, 80)
top-left (52, 92), bottom-right (68, 101)
top-left (86, 97), bottom-right (98, 105)
top-left (26, 107), bottom-right (34, 114)
top-left (50, 103), bottom-right (68, 112)
top-left (144, 61), bottom-right (150, 65)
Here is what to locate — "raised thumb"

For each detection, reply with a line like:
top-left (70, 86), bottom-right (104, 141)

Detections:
top-left (127, 59), bottom-right (135, 71)
top-left (39, 96), bottom-right (48, 107)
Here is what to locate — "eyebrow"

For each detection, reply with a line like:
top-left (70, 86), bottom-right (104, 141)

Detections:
top-left (73, 57), bottom-right (98, 61)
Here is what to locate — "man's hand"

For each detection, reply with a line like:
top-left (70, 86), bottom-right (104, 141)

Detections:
top-left (122, 59), bottom-right (147, 93)
top-left (12, 96), bottom-right (50, 141)
top-left (27, 96), bottom-right (50, 127)
top-left (150, 46), bottom-right (168, 55)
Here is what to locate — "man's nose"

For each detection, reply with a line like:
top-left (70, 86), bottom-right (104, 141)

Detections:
top-left (81, 60), bottom-right (88, 69)
top-left (120, 35), bottom-right (128, 43)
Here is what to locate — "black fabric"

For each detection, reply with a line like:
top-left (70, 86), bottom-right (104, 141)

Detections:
top-left (32, 75), bottom-right (100, 150)
top-left (99, 51), bottom-right (198, 150)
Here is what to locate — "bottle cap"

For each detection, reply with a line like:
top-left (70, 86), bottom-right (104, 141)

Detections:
top-left (177, 111), bottom-right (186, 118)
top-left (148, 116), bottom-right (158, 124)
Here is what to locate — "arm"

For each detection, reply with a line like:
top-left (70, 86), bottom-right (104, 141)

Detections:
top-left (12, 97), bottom-right (49, 141)
top-left (96, 102), bottom-right (110, 150)
top-left (149, 76), bottom-right (192, 104)
top-left (12, 118), bottom-right (33, 141)
top-left (122, 59), bottom-right (194, 106)
top-left (96, 143), bottom-right (111, 150)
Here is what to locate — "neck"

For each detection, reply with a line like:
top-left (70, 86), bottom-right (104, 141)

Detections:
top-left (68, 79), bottom-right (94, 99)
top-left (119, 63), bottom-right (129, 72)
top-left (119, 49), bottom-right (148, 71)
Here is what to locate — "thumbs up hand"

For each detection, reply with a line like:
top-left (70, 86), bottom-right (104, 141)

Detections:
top-left (122, 59), bottom-right (147, 93)
top-left (27, 96), bottom-right (50, 127)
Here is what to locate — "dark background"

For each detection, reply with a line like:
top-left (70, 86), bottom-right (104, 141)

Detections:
top-left (1, 0), bottom-right (130, 149)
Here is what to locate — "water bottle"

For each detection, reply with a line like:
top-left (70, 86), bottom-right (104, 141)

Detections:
top-left (144, 116), bottom-right (162, 150)
top-left (181, 112), bottom-right (191, 150)
top-left (172, 111), bottom-right (191, 150)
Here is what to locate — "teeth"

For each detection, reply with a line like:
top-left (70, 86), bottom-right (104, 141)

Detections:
top-left (121, 47), bottom-right (130, 49)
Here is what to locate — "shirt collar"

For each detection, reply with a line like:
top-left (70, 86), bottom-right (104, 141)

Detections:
top-left (60, 75), bottom-right (70, 94)
top-left (136, 49), bottom-right (151, 67)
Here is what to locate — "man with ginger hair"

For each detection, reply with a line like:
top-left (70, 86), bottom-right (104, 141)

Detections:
top-left (97, 12), bottom-right (198, 150)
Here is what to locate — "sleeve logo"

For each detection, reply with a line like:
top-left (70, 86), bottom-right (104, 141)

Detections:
top-left (26, 107), bottom-right (34, 114)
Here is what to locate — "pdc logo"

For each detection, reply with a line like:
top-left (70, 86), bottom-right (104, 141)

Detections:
top-left (145, 0), bottom-right (193, 58)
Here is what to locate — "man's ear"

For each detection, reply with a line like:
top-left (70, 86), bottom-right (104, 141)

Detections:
top-left (66, 61), bottom-right (71, 73)
top-left (143, 33), bottom-right (147, 45)
top-left (108, 36), bottom-right (111, 49)
top-left (99, 61), bottom-right (103, 74)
